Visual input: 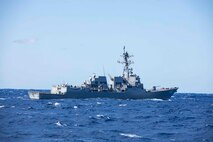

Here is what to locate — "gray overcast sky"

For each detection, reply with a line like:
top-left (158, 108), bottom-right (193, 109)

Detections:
top-left (0, 0), bottom-right (213, 93)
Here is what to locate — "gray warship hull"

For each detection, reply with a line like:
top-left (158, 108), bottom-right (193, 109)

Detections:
top-left (29, 87), bottom-right (178, 100)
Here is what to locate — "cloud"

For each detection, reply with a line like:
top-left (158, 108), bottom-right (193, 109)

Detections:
top-left (13, 38), bottom-right (37, 44)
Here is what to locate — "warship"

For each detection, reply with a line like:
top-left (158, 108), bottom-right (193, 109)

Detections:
top-left (29, 47), bottom-right (178, 100)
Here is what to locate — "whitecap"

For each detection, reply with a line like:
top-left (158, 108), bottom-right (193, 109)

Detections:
top-left (55, 121), bottom-right (62, 127)
top-left (73, 106), bottom-right (78, 109)
top-left (47, 102), bottom-right (53, 105)
top-left (97, 102), bottom-right (102, 105)
top-left (119, 104), bottom-right (127, 107)
top-left (17, 96), bottom-right (24, 99)
top-left (55, 121), bottom-right (67, 127)
top-left (120, 133), bottom-right (142, 138)
top-left (11, 106), bottom-right (15, 108)
top-left (147, 98), bottom-right (163, 101)
top-left (106, 116), bottom-right (111, 120)
top-left (0, 105), bottom-right (5, 108)
top-left (54, 102), bottom-right (60, 106)
top-left (96, 114), bottom-right (104, 118)
top-left (0, 98), bottom-right (6, 100)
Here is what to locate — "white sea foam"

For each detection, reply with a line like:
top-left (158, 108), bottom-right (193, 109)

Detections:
top-left (96, 114), bottom-right (104, 118)
top-left (55, 121), bottom-right (67, 127)
top-left (47, 102), bottom-right (53, 105)
top-left (55, 121), bottom-right (62, 127)
top-left (11, 106), bottom-right (15, 108)
top-left (0, 98), bottom-right (6, 100)
top-left (97, 102), bottom-right (102, 105)
top-left (119, 104), bottom-right (127, 107)
top-left (73, 106), bottom-right (78, 109)
top-left (120, 133), bottom-right (142, 138)
top-left (147, 98), bottom-right (163, 101)
top-left (54, 102), bottom-right (60, 106)
top-left (96, 114), bottom-right (110, 120)
top-left (0, 105), bottom-right (5, 108)
top-left (17, 96), bottom-right (24, 99)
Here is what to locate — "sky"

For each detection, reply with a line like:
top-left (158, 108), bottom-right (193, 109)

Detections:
top-left (0, 0), bottom-right (213, 93)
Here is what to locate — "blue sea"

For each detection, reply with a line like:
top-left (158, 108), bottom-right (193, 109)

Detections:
top-left (0, 89), bottom-right (212, 142)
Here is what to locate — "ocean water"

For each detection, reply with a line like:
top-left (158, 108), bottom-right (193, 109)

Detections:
top-left (0, 89), bottom-right (212, 142)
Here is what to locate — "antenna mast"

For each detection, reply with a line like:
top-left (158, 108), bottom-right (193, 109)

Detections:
top-left (118, 46), bottom-right (134, 79)
top-left (103, 66), bottom-right (105, 76)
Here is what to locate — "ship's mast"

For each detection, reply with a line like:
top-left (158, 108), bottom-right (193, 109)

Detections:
top-left (118, 46), bottom-right (134, 79)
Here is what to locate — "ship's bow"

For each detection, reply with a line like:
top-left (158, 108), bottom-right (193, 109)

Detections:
top-left (28, 91), bottom-right (40, 100)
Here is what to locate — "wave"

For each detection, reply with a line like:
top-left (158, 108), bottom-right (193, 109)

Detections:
top-left (120, 133), bottom-right (142, 138)
top-left (47, 102), bottom-right (53, 105)
top-left (55, 121), bottom-right (67, 127)
top-left (97, 102), bottom-right (102, 105)
top-left (96, 114), bottom-right (111, 121)
top-left (54, 102), bottom-right (60, 107)
top-left (96, 114), bottom-right (105, 118)
top-left (146, 98), bottom-right (163, 101)
top-left (17, 96), bottom-right (26, 100)
top-left (73, 105), bottom-right (78, 109)
top-left (157, 132), bottom-right (175, 136)
top-left (119, 104), bottom-right (127, 107)
top-left (0, 105), bottom-right (5, 108)
top-left (0, 98), bottom-right (6, 100)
